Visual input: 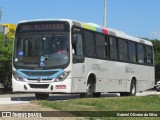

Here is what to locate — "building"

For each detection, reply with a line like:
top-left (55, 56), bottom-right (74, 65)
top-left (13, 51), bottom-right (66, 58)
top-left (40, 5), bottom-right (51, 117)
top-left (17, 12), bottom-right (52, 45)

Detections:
top-left (0, 24), bottom-right (16, 38)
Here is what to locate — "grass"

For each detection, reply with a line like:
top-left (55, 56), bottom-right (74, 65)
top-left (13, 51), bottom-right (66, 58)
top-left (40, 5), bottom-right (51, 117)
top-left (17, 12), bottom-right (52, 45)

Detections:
top-left (36, 95), bottom-right (160, 119)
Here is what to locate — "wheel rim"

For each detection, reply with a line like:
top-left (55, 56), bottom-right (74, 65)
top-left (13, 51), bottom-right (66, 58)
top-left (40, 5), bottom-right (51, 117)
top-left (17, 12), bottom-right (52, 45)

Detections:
top-left (86, 83), bottom-right (93, 97)
top-left (131, 83), bottom-right (136, 95)
top-left (87, 84), bottom-right (92, 96)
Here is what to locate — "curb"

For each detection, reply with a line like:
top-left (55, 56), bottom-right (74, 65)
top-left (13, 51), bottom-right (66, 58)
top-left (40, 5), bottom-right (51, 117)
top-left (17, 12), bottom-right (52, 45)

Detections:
top-left (0, 97), bottom-right (30, 105)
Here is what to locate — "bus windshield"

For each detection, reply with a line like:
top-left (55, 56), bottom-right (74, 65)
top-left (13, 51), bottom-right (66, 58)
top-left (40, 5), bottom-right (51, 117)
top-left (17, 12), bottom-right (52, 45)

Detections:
top-left (13, 32), bottom-right (69, 69)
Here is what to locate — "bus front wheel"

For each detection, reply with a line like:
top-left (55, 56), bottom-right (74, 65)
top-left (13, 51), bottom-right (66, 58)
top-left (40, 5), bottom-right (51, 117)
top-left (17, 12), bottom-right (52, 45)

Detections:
top-left (93, 92), bottom-right (101, 98)
top-left (35, 93), bottom-right (49, 100)
top-left (80, 81), bottom-right (94, 98)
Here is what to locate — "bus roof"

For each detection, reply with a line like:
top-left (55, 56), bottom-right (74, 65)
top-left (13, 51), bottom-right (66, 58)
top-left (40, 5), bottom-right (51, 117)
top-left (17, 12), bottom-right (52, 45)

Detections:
top-left (18, 19), bottom-right (153, 46)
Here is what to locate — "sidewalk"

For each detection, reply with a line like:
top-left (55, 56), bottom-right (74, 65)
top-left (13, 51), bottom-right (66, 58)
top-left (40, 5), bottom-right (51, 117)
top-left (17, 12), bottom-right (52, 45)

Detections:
top-left (0, 93), bottom-right (34, 105)
top-left (136, 90), bottom-right (160, 96)
top-left (0, 98), bottom-right (30, 104)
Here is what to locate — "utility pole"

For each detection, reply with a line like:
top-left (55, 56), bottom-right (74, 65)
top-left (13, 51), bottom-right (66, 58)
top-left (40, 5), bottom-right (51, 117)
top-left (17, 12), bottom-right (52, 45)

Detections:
top-left (0, 8), bottom-right (2, 21)
top-left (103, 0), bottom-right (106, 27)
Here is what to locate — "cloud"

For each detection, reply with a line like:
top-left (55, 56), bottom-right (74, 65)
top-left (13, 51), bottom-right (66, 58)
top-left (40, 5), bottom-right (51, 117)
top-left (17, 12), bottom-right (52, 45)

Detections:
top-left (151, 31), bottom-right (160, 39)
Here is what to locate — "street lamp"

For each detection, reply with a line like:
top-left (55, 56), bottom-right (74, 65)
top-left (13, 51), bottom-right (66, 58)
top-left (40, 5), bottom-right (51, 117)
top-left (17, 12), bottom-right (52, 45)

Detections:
top-left (0, 8), bottom-right (2, 21)
top-left (103, 0), bottom-right (106, 27)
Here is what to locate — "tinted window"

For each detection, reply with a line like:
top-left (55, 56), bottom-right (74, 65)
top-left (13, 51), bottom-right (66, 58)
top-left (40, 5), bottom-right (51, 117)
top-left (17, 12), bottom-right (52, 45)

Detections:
top-left (84, 31), bottom-right (95, 57)
top-left (137, 44), bottom-right (145, 63)
top-left (95, 34), bottom-right (106, 58)
top-left (109, 37), bottom-right (117, 60)
top-left (147, 46), bottom-right (153, 64)
top-left (128, 41), bottom-right (136, 63)
top-left (118, 39), bottom-right (128, 61)
top-left (14, 33), bottom-right (69, 68)
top-left (72, 33), bottom-right (83, 56)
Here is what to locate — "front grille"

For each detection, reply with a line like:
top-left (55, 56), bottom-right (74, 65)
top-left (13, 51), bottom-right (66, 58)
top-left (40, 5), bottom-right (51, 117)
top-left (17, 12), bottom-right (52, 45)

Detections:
top-left (29, 84), bottom-right (49, 89)
top-left (28, 79), bottom-right (52, 81)
top-left (22, 71), bottom-right (57, 76)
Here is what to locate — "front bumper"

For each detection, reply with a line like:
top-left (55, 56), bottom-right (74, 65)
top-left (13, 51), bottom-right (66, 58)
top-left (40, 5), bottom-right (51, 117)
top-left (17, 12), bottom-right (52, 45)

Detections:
top-left (12, 77), bottom-right (72, 93)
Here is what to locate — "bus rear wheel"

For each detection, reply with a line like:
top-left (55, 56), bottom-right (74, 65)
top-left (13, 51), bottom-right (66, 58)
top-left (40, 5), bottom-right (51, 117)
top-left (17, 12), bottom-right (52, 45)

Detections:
top-left (120, 79), bottom-right (136, 96)
top-left (129, 80), bottom-right (136, 96)
top-left (35, 93), bottom-right (49, 100)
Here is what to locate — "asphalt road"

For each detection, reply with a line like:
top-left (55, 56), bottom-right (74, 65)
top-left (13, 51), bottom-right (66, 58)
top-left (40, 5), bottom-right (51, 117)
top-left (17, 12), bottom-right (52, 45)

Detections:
top-left (0, 93), bottom-right (79, 105)
top-left (0, 90), bottom-right (160, 105)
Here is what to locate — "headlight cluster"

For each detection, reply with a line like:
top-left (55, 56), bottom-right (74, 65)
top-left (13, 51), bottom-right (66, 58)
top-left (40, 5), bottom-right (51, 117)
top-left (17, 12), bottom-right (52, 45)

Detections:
top-left (55, 71), bottom-right (71, 82)
top-left (12, 71), bottom-right (24, 81)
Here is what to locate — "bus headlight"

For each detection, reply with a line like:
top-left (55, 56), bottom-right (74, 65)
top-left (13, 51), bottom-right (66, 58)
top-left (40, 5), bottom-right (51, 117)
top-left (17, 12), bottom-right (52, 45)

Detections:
top-left (55, 71), bottom-right (71, 82)
top-left (12, 71), bottom-right (24, 81)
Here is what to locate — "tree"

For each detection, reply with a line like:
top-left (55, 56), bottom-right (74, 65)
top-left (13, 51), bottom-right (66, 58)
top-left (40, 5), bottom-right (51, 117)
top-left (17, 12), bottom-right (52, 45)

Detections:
top-left (0, 34), bottom-right (13, 88)
top-left (140, 38), bottom-right (160, 80)
top-left (149, 39), bottom-right (160, 80)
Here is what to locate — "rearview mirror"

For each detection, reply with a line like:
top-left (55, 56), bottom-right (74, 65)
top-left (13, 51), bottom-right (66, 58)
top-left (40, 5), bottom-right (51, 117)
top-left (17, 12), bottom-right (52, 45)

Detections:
top-left (73, 55), bottom-right (85, 64)
top-left (72, 34), bottom-right (78, 44)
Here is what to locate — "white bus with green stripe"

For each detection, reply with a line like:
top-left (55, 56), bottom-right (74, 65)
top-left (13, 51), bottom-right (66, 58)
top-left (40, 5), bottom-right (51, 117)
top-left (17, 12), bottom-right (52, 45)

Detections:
top-left (12, 19), bottom-right (155, 100)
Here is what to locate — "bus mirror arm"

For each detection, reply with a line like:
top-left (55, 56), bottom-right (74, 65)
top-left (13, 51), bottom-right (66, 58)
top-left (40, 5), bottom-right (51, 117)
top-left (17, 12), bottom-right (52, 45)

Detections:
top-left (72, 34), bottom-right (78, 44)
top-left (73, 55), bottom-right (85, 64)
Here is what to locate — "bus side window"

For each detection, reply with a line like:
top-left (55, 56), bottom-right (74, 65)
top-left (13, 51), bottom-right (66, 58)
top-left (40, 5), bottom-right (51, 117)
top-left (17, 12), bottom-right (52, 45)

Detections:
top-left (137, 44), bottom-right (145, 64)
top-left (109, 37), bottom-right (117, 60)
top-left (95, 34), bottom-right (106, 58)
top-left (128, 41), bottom-right (136, 63)
top-left (72, 33), bottom-right (84, 63)
top-left (72, 33), bottom-right (83, 56)
top-left (147, 46), bottom-right (153, 65)
top-left (118, 38), bottom-right (128, 61)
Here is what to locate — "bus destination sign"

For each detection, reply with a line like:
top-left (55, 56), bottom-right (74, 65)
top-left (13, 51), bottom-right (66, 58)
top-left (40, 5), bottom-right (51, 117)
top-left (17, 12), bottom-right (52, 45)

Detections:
top-left (19, 23), bottom-right (67, 32)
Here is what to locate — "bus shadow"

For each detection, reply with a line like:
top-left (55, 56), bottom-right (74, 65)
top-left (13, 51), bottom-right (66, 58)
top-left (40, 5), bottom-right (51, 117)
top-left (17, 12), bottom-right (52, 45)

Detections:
top-left (101, 93), bottom-right (120, 97)
top-left (10, 94), bottom-right (79, 101)
top-left (11, 96), bottom-right (36, 101)
top-left (10, 93), bottom-right (119, 102)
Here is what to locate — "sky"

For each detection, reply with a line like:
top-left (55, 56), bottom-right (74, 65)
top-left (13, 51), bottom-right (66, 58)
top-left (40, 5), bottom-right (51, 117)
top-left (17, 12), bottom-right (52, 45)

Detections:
top-left (0, 0), bottom-right (160, 39)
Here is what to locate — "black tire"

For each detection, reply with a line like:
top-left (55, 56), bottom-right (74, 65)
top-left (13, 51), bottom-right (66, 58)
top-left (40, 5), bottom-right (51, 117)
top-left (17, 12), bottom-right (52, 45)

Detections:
top-left (157, 89), bottom-right (160, 92)
top-left (93, 92), bottom-right (101, 98)
top-left (80, 81), bottom-right (94, 98)
top-left (156, 86), bottom-right (160, 92)
top-left (120, 80), bottom-right (136, 96)
top-left (35, 93), bottom-right (49, 100)
top-left (120, 92), bottom-right (127, 96)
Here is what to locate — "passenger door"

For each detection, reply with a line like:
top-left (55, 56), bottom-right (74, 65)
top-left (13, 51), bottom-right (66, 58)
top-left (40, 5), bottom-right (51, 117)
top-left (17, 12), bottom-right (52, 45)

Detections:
top-left (71, 28), bottom-right (86, 92)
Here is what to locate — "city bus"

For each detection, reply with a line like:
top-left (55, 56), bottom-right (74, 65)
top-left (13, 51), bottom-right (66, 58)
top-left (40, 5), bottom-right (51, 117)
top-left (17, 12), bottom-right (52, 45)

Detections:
top-left (12, 19), bottom-right (155, 100)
